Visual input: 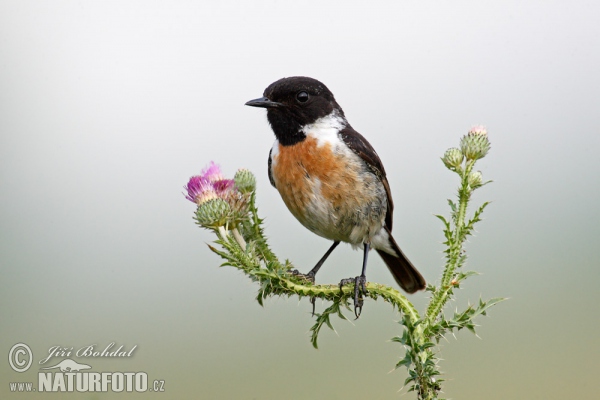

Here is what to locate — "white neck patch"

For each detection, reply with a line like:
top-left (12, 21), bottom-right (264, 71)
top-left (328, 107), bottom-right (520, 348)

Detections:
top-left (301, 110), bottom-right (347, 147)
top-left (270, 138), bottom-right (280, 159)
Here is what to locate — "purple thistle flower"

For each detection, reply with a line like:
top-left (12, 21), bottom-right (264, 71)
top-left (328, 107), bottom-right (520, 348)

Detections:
top-left (184, 176), bottom-right (213, 203)
top-left (213, 179), bottom-right (236, 195)
top-left (200, 161), bottom-right (223, 183)
top-left (185, 162), bottom-right (252, 227)
top-left (184, 163), bottom-right (236, 205)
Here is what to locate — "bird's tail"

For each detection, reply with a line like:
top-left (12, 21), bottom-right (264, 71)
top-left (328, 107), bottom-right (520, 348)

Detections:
top-left (376, 228), bottom-right (426, 294)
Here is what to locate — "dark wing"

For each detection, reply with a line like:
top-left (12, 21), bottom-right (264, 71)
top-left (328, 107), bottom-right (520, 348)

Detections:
top-left (267, 148), bottom-right (276, 188)
top-left (339, 125), bottom-right (394, 231)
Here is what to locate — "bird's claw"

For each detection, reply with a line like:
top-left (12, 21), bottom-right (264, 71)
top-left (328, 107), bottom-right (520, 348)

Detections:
top-left (289, 270), bottom-right (317, 315)
top-left (339, 275), bottom-right (367, 319)
top-left (290, 269), bottom-right (315, 283)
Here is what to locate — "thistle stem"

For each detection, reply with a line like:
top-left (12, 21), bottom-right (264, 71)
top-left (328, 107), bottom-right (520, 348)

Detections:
top-left (231, 227), bottom-right (247, 250)
top-left (426, 160), bottom-right (475, 324)
top-left (217, 225), bottom-right (228, 239)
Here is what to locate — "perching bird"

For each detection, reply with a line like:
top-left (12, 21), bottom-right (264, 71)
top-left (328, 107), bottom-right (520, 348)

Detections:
top-left (245, 77), bottom-right (425, 316)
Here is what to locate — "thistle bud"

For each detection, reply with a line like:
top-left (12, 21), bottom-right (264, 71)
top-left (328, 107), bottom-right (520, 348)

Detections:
top-left (441, 147), bottom-right (464, 171)
top-left (460, 126), bottom-right (490, 160)
top-left (468, 170), bottom-right (483, 189)
top-left (234, 168), bottom-right (256, 194)
top-left (195, 198), bottom-right (231, 228)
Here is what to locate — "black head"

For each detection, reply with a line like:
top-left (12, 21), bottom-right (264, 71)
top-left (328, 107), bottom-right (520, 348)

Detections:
top-left (245, 76), bottom-right (345, 146)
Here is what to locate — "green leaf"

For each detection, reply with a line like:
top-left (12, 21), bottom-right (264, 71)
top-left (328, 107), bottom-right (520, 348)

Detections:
top-left (435, 214), bottom-right (450, 227)
top-left (456, 270), bottom-right (479, 281)
top-left (447, 199), bottom-right (457, 213)
top-left (420, 341), bottom-right (436, 350)
top-left (435, 215), bottom-right (453, 240)
top-left (309, 300), bottom-right (348, 349)
top-left (395, 351), bottom-right (412, 369)
top-left (476, 297), bottom-right (507, 317)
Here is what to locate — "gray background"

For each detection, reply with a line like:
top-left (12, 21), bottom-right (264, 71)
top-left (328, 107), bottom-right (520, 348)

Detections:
top-left (1, 1), bottom-right (599, 399)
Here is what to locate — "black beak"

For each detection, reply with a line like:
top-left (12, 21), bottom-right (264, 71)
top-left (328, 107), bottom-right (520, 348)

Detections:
top-left (245, 96), bottom-right (282, 108)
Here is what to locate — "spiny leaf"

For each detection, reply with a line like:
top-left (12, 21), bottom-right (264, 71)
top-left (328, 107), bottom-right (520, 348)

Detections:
top-left (420, 342), bottom-right (436, 351)
top-left (476, 297), bottom-right (506, 317)
top-left (435, 214), bottom-right (451, 227)
top-left (395, 351), bottom-right (412, 369)
top-left (309, 300), bottom-right (347, 349)
top-left (435, 215), bottom-right (453, 242)
top-left (466, 201), bottom-right (491, 229)
top-left (456, 270), bottom-right (479, 281)
top-left (447, 199), bottom-right (457, 214)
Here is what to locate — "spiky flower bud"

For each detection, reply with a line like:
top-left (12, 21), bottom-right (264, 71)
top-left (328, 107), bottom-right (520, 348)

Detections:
top-left (441, 147), bottom-right (464, 171)
top-left (460, 126), bottom-right (490, 161)
top-left (195, 198), bottom-right (231, 228)
top-left (468, 170), bottom-right (483, 189)
top-left (234, 168), bottom-right (256, 194)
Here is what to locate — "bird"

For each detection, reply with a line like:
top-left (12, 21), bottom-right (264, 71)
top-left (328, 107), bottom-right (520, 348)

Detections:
top-left (245, 76), bottom-right (426, 316)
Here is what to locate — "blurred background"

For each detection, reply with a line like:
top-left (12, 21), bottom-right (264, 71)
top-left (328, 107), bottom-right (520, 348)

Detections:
top-left (1, 1), bottom-right (598, 399)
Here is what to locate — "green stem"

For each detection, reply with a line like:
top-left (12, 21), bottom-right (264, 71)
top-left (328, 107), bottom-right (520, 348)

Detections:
top-left (231, 227), bottom-right (246, 250)
top-left (217, 225), bottom-right (228, 239)
top-left (265, 272), bottom-right (420, 319)
top-left (212, 212), bottom-right (421, 320)
top-left (247, 191), bottom-right (278, 263)
top-left (426, 160), bottom-right (475, 325)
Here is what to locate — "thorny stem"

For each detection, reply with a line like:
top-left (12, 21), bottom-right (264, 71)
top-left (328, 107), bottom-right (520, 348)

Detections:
top-left (426, 159), bottom-right (474, 324)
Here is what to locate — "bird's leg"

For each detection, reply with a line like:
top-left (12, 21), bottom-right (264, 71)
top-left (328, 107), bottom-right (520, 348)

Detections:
top-left (291, 240), bottom-right (340, 282)
top-left (339, 242), bottom-right (369, 318)
top-left (290, 241), bottom-right (340, 317)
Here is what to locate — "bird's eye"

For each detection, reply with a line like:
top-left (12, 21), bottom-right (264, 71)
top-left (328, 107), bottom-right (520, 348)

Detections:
top-left (296, 91), bottom-right (309, 103)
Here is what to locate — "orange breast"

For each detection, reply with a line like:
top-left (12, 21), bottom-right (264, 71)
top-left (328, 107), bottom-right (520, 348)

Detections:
top-left (270, 137), bottom-right (386, 243)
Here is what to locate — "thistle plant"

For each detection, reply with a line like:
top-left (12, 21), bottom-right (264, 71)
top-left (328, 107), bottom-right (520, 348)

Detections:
top-left (185, 127), bottom-right (503, 399)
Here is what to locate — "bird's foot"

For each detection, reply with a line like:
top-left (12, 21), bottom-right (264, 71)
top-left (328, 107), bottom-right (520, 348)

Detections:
top-left (290, 269), bottom-right (315, 283)
top-left (339, 275), bottom-right (367, 319)
top-left (290, 270), bottom-right (317, 316)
